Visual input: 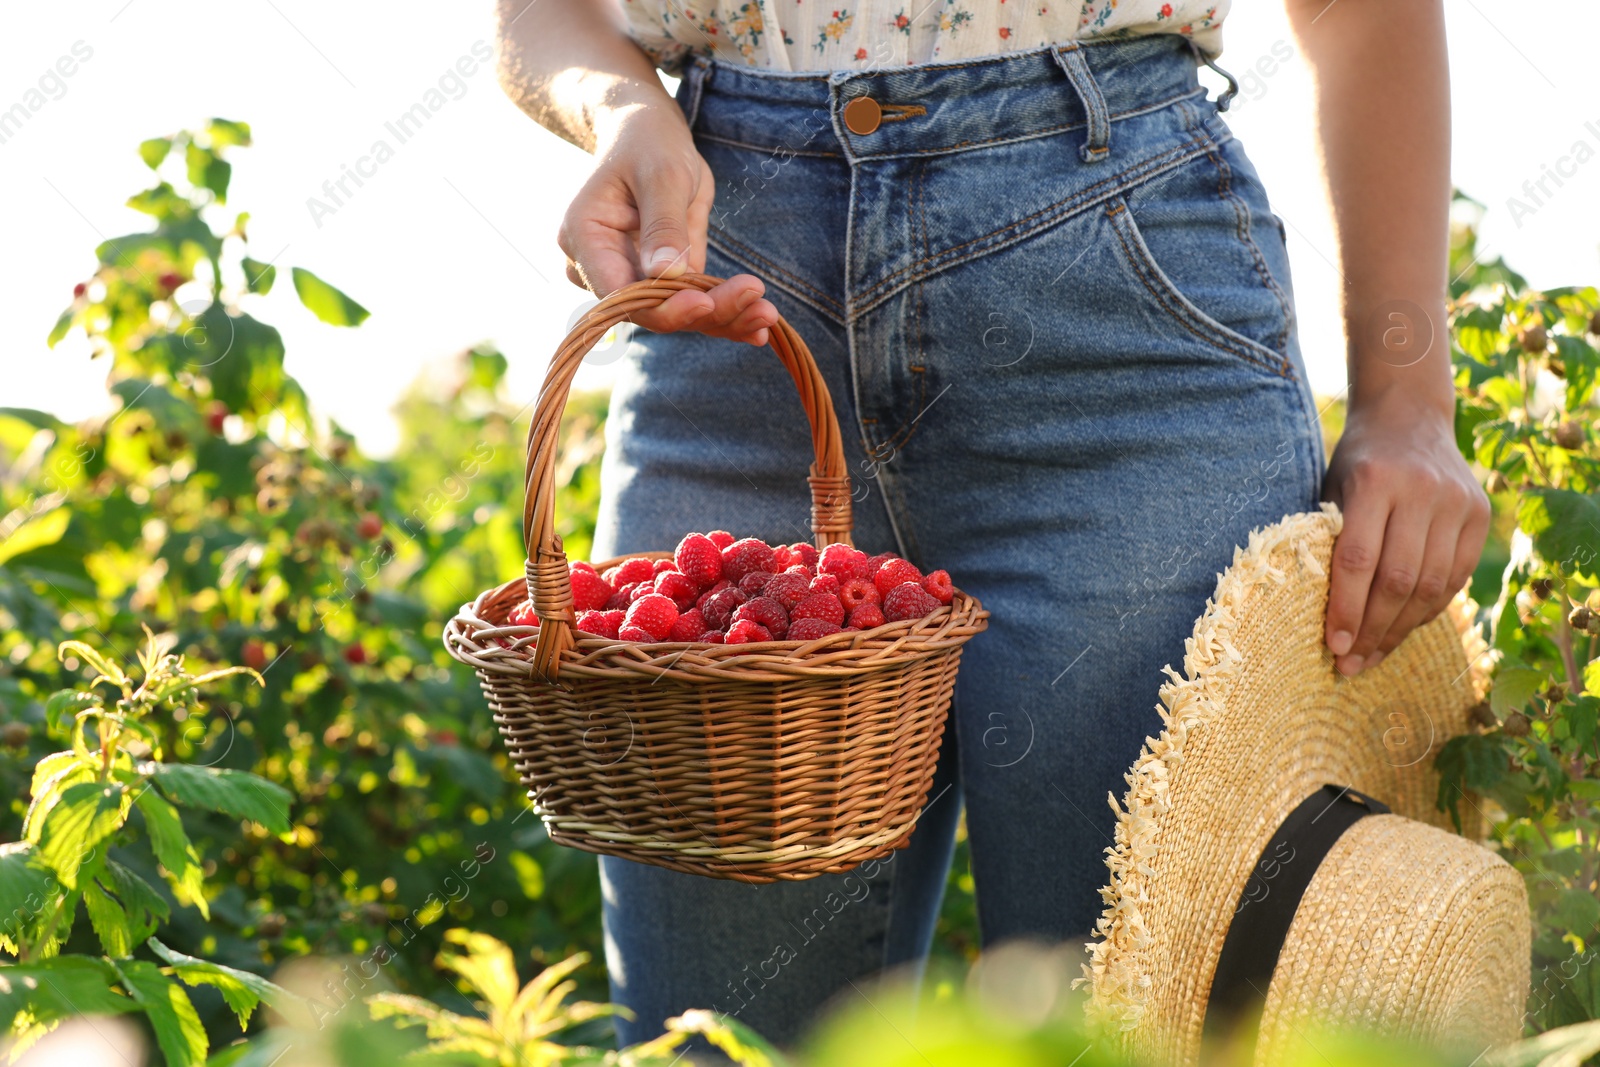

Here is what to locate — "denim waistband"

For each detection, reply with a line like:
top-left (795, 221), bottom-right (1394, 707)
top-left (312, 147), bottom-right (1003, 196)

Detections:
top-left (681, 34), bottom-right (1209, 163)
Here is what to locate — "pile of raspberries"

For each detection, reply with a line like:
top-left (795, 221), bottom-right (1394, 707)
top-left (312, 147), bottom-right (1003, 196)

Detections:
top-left (507, 532), bottom-right (953, 645)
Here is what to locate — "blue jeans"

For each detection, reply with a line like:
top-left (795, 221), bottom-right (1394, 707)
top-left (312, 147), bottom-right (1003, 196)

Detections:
top-left (590, 34), bottom-right (1323, 1049)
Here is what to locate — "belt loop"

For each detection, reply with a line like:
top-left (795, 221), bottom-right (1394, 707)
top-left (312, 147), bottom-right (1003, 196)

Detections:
top-left (679, 55), bottom-right (713, 129)
top-left (1052, 41), bottom-right (1110, 163)
top-left (1188, 41), bottom-right (1239, 112)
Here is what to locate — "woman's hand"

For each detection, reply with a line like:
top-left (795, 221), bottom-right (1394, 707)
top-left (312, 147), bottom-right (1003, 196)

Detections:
top-left (559, 102), bottom-right (778, 343)
top-left (1322, 389), bottom-right (1490, 675)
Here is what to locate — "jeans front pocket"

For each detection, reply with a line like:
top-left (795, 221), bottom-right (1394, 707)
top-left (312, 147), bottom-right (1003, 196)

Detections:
top-left (1104, 189), bottom-right (1295, 379)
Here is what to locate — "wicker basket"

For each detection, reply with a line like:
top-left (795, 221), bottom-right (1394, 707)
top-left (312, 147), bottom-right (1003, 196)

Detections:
top-left (444, 274), bottom-right (988, 882)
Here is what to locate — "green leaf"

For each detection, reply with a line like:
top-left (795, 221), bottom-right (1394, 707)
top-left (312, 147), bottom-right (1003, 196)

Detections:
top-left (665, 1009), bottom-right (787, 1067)
top-left (1586, 659), bottom-right (1600, 698)
top-left (1518, 489), bottom-right (1600, 580)
top-left (0, 843), bottom-right (53, 951)
top-left (149, 937), bottom-right (296, 1030)
top-left (56, 639), bottom-right (127, 687)
top-left (127, 181), bottom-right (193, 220)
top-left (1571, 696), bottom-right (1600, 752)
top-left (44, 691), bottom-right (98, 734)
top-left (1491, 665), bottom-right (1546, 717)
top-left (47, 306), bottom-right (75, 347)
top-left (139, 136), bottom-right (173, 169)
top-left (206, 118), bottom-right (252, 148)
top-left (0, 957), bottom-right (137, 1048)
top-left (0, 508), bottom-right (70, 568)
top-left (291, 267), bottom-right (369, 327)
top-left (1435, 733), bottom-right (1508, 830)
top-left (186, 141), bottom-right (232, 203)
top-left (104, 860), bottom-right (170, 941)
top-left (1558, 887), bottom-right (1600, 936)
top-left (36, 781), bottom-right (127, 889)
top-left (112, 958), bottom-right (208, 1067)
top-left (241, 256), bottom-right (276, 295)
top-left (135, 788), bottom-right (208, 920)
top-left (83, 880), bottom-right (135, 957)
top-left (146, 762), bottom-right (291, 834)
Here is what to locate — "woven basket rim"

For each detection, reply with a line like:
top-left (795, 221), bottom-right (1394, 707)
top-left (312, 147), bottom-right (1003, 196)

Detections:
top-left (446, 572), bottom-right (990, 683)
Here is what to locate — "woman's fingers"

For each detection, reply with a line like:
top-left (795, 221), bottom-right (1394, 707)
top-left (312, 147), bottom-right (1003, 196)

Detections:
top-left (1324, 477), bottom-right (1389, 668)
top-left (1370, 507), bottom-right (1463, 665)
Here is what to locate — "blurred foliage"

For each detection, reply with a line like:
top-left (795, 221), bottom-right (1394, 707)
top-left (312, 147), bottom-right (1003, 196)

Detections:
top-left (1433, 193), bottom-right (1600, 1032)
top-left (6, 125), bottom-right (1600, 1065)
top-left (1, 124), bottom-right (608, 1057)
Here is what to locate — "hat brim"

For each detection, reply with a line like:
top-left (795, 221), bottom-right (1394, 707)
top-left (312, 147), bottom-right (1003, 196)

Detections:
top-left (1082, 505), bottom-right (1495, 1063)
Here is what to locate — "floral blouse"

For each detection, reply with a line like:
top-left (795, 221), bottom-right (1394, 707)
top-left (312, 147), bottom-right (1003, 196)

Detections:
top-left (622, 0), bottom-right (1226, 74)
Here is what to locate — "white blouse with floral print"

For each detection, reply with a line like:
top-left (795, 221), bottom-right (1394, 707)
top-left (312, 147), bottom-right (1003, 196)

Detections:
top-left (622, 0), bottom-right (1226, 75)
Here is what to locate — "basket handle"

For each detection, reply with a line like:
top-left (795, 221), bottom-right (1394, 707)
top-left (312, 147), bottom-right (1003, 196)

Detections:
top-left (522, 274), bottom-right (854, 682)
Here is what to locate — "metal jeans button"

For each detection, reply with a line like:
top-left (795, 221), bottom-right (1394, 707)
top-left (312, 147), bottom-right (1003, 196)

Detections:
top-left (842, 96), bottom-right (882, 135)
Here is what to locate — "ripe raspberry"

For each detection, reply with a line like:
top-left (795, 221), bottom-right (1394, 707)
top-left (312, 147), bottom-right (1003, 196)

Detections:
top-left (807, 573), bottom-right (840, 597)
top-left (922, 570), bottom-right (954, 604)
top-left (734, 596), bottom-right (789, 639)
top-left (818, 543), bottom-right (869, 580)
top-left (785, 563), bottom-right (815, 580)
top-left (705, 530), bottom-right (736, 550)
top-left (241, 640), bottom-right (268, 671)
top-left (696, 579), bottom-right (732, 610)
top-left (700, 587), bottom-right (748, 630)
top-left (699, 630), bottom-right (725, 644)
top-left (653, 558), bottom-right (678, 575)
top-left (576, 610), bottom-right (624, 639)
top-left (874, 558), bottom-right (924, 597)
top-left (604, 583), bottom-right (639, 611)
top-left (206, 401), bottom-right (229, 434)
top-left (791, 592), bottom-right (845, 627)
top-left (343, 644), bottom-right (368, 665)
top-left (769, 545), bottom-right (796, 571)
top-left (73, 282), bottom-right (87, 298)
top-left (738, 570), bottom-right (775, 596)
top-left (883, 583), bottom-right (940, 622)
top-left (848, 602), bottom-right (886, 630)
top-left (618, 625), bottom-right (656, 642)
top-left (764, 571), bottom-right (811, 611)
top-left (606, 557), bottom-right (656, 587)
top-left (839, 577), bottom-right (880, 612)
top-left (623, 594), bottom-right (678, 640)
top-left (654, 570), bottom-right (700, 610)
top-left (569, 563), bottom-right (614, 612)
top-left (721, 538), bottom-right (777, 582)
top-left (508, 599), bottom-right (539, 627)
top-left (674, 533), bottom-right (724, 587)
top-left (864, 552), bottom-right (897, 576)
top-left (356, 513), bottom-right (383, 540)
top-left (669, 608), bottom-right (708, 642)
top-left (788, 542), bottom-right (819, 568)
top-left (725, 619), bottom-right (773, 644)
top-left (788, 617), bottom-right (842, 641)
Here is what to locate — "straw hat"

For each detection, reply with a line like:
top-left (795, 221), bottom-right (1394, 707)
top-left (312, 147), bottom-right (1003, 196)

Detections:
top-left (1082, 505), bottom-right (1530, 1066)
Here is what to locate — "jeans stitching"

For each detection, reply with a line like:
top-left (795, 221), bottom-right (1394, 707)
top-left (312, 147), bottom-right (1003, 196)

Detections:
top-left (1106, 199), bottom-right (1294, 378)
top-left (706, 232), bottom-right (846, 324)
top-left (696, 129), bottom-right (844, 158)
top-left (697, 87), bottom-right (1204, 161)
top-left (850, 131), bottom-right (1211, 316)
top-left (1184, 101), bottom-right (1295, 357)
top-left (844, 86), bottom-right (1207, 162)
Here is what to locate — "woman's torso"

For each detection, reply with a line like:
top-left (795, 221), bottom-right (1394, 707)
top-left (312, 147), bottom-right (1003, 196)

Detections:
top-left (623, 0), bottom-right (1227, 74)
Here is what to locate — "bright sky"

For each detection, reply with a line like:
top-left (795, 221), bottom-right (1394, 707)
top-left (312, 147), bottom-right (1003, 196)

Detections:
top-left (2, 2), bottom-right (1596, 455)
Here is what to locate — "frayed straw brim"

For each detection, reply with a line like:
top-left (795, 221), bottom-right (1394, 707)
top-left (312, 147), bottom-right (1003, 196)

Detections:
top-left (1083, 505), bottom-right (1525, 1065)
